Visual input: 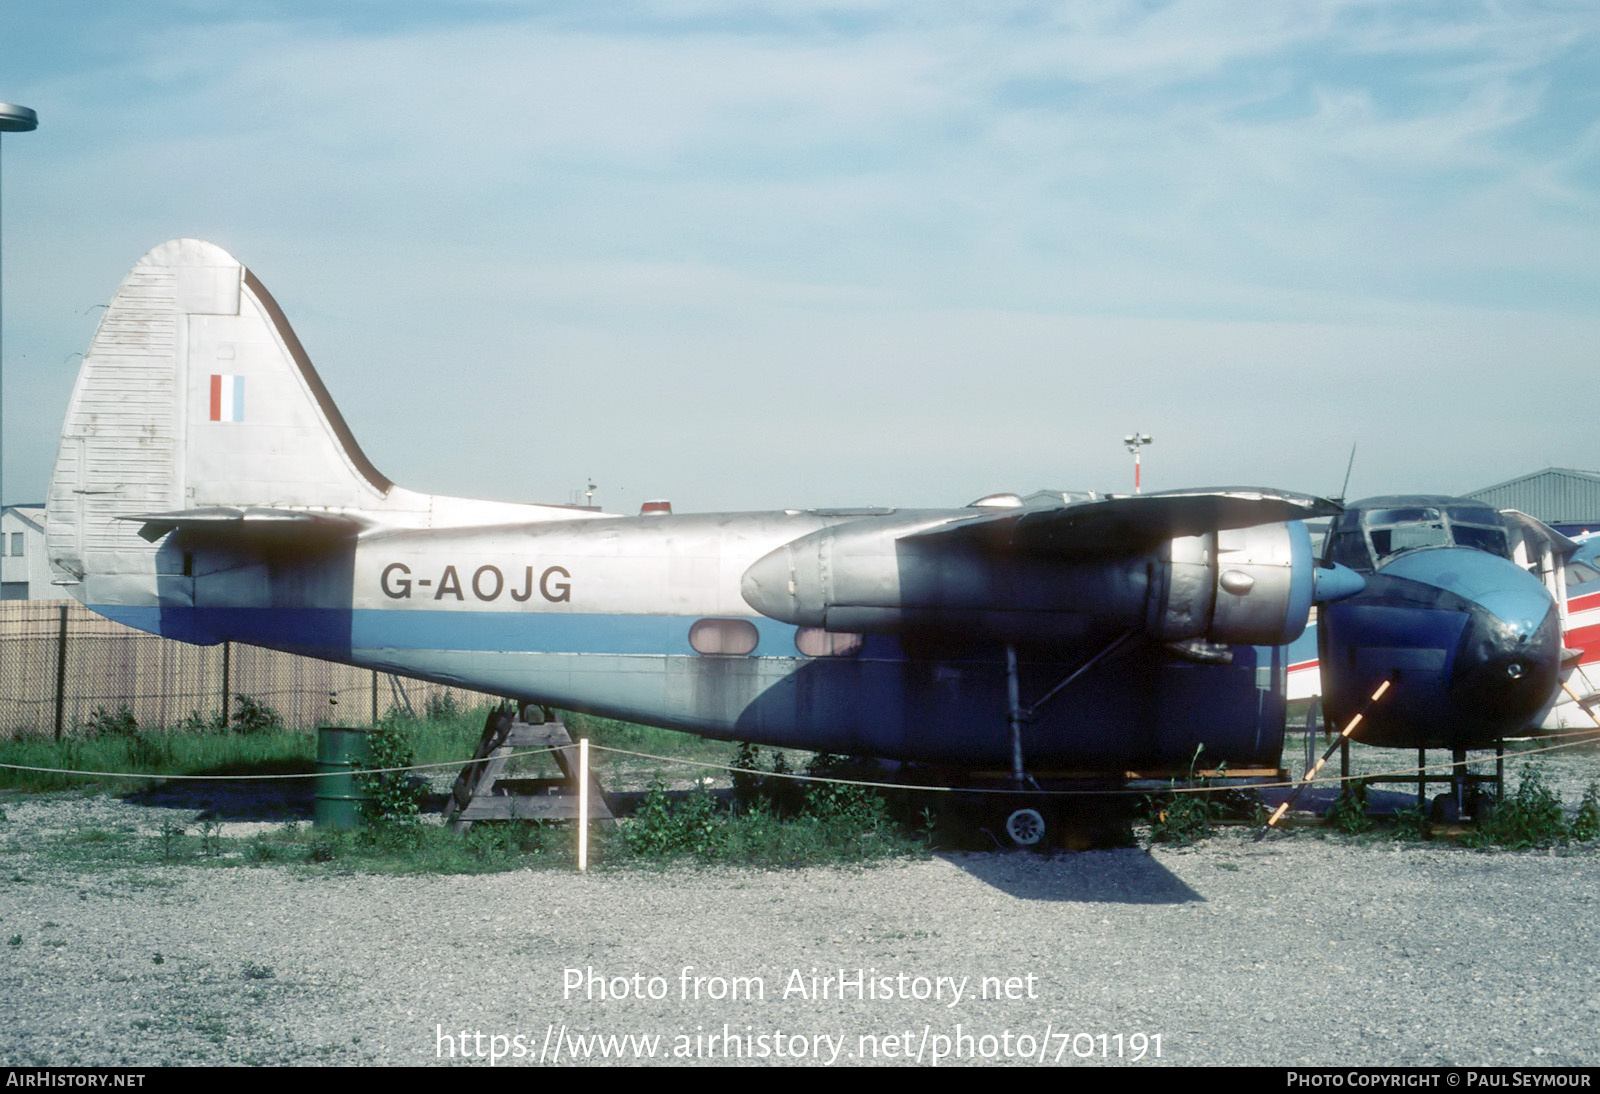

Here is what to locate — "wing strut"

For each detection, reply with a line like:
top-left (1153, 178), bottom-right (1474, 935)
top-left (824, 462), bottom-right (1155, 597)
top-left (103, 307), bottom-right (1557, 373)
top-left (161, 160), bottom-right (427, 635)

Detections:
top-left (1005, 628), bottom-right (1142, 784)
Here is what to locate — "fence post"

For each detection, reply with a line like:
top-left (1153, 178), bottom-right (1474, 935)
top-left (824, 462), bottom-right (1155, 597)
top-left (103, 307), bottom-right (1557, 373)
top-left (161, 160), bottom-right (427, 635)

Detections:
top-left (221, 641), bottom-right (231, 728)
top-left (371, 669), bottom-right (378, 726)
top-left (53, 603), bottom-right (67, 742)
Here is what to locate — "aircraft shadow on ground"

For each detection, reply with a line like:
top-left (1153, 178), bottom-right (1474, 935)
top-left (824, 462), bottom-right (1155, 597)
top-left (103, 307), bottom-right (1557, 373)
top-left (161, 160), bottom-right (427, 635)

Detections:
top-left (121, 765), bottom-right (473, 823)
top-left (124, 767), bottom-right (318, 822)
top-left (945, 849), bottom-right (1204, 905)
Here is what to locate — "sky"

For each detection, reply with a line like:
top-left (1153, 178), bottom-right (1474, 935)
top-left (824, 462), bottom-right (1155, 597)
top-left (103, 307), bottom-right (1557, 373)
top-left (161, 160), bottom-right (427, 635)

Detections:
top-left (1, 0), bottom-right (1597, 514)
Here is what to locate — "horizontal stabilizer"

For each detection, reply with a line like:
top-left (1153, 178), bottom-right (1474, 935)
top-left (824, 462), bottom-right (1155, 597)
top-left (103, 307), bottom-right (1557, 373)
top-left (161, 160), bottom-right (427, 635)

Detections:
top-left (116, 507), bottom-right (363, 542)
top-left (909, 487), bottom-right (1341, 556)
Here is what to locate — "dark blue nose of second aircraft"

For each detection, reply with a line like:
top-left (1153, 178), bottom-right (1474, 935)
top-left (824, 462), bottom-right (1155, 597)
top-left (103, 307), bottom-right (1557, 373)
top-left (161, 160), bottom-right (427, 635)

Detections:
top-left (1442, 575), bottom-right (1562, 732)
top-left (1362, 548), bottom-right (1562, 746)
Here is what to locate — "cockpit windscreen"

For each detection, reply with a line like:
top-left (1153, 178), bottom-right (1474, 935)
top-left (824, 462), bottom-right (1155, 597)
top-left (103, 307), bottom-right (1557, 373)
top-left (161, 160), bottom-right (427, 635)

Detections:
top-left (1325, 504), bottom-right (1511, 572)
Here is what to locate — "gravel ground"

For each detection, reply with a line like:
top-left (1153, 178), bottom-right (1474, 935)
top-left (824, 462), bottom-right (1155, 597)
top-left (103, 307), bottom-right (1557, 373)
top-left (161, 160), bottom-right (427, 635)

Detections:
top-left (1, 784), bottom-right (1598, 1069)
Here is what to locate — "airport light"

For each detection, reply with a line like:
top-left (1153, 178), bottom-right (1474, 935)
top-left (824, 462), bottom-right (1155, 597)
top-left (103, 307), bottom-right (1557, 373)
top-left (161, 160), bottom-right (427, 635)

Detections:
top-left (0, 103), bottom-right (39, 509)
top-left (1123, 433), bottom-right (1152, 494)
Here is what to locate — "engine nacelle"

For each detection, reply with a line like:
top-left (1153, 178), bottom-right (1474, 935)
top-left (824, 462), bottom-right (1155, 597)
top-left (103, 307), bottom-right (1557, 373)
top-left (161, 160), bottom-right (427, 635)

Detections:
top-left (1154, 522), bottom-right (1315, 645)
top-left (740, 516), bottom-right (1315, 647)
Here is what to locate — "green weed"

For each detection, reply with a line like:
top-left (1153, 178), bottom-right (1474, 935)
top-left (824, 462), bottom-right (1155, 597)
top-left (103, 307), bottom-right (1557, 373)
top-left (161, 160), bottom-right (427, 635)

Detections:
top-left (626, 778), bottom-right (722, 857)
top-left (306, 832), bottom-right (345, 863)
top-left (1144, 791), bottom-right (1215, 845)
top-left (1327, 779), bottom-right (1374, 835)
top-left (229, 695), bottom-right (285, 736)
top-left (423, 691), bottom-right (461, 722)
top-left (623, 759), bottom-right (918, 866)
top-left (0, 721), bottom-right (313, 793)
top-left (1388, 801), bottom-right (1431, 842)
top-left (242, 840), bottom-right (281, 865)
top-left (1572, 782), bottom-right (1600, 842)
top-left (354, 717), bottom-right (424, 850)
top-left (1467, 766), bottom-right (1570, 849)
top-left (80, 704), bottom-right (139, 738)
top-left (156, 820), bottom-right (187, 862)
top-left (731, 742), bottom-right (762, 808)
top-left (175, 709), bottom-right (227, 734)
top-left (729, 742), bottom-right (810, 816)
top-left (198, 819), bottom-right (223, 857)
top-left (1143, 750), bottom-right (1221, 846)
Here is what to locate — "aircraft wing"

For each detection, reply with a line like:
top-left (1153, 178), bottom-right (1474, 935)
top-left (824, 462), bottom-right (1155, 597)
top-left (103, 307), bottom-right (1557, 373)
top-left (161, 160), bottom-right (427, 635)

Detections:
top-left (906, 487), bottom-right (1341, 558)
top-left (743, 486), bottom-right (1354, 647)
top-left (1499, 509), bottom-right (1580, 559)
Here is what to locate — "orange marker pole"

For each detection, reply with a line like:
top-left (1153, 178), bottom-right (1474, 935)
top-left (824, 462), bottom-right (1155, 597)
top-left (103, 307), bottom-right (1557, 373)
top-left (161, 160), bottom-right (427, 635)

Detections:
top-left (1561, 681), bottom-right (1600, 728)
top-left (1255, 677), bottom-right (1393, 840)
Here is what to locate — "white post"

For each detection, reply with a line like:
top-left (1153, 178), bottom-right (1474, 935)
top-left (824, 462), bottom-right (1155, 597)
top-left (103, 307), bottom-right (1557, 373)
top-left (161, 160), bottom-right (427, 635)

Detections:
top-left (577, 736), bottom-right (589, 873)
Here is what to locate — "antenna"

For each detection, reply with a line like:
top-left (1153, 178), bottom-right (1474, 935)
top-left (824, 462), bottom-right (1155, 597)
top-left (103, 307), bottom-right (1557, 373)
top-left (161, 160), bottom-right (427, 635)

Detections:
top-left (1337, 443), bottom-right (1357, 504)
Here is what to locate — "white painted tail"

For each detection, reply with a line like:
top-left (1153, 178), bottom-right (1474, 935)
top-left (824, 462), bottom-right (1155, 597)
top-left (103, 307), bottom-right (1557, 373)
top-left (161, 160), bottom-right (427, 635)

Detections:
top-left (45, 239), bottom-right (595, 607)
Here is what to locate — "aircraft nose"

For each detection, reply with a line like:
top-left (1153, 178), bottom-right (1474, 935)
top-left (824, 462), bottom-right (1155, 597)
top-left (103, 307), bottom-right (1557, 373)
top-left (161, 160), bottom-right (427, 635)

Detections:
top-left (1449, 590), bottom-right (1563, 728)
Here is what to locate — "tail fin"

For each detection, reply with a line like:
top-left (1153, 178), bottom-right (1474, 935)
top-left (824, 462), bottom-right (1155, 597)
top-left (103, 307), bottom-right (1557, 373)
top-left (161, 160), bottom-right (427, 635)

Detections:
top-left (46, 239), bottom-right (590, 611)
top-left (46, 239), bottom-right (393, 591)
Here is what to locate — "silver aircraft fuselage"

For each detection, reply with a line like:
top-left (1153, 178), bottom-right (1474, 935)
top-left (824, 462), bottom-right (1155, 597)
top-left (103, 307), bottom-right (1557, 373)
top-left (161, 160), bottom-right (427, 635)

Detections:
top-left (47, 240), bottom-right (1361, 775)
top-left (91, 504), bottom-right (1295, 770)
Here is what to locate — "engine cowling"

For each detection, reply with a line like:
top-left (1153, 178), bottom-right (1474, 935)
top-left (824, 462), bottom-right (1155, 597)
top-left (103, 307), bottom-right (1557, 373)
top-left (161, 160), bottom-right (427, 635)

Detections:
top-left (740, 516), bottom-right (1316, 647)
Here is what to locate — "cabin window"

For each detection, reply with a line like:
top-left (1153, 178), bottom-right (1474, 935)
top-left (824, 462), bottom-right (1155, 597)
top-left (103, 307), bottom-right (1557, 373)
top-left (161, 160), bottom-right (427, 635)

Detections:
top-left (794, 628), bottom-right (863, 658)
top-left (1337, 503), bottom-right (1515, 568)
top-left (1448, 521), bottom-right (1509, 557)
top-left (1365, 508), bottom-right (1448, 562)
top-left (1446, 509), bottom-right (1510, 557)
top-left (689, 618), bottom-right (759, 655)
top-left (1565, 560), bottom-right (1600, 587)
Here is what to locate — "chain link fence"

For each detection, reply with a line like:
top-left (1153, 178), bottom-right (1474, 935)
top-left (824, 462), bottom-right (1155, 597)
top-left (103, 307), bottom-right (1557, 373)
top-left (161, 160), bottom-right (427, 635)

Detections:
top-left (0, 601), bottom-right (491, 738)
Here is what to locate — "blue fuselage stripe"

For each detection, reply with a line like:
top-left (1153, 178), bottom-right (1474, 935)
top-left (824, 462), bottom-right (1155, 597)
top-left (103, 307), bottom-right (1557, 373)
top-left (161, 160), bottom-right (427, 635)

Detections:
top-left (90, 604), bottom-right (801, 657)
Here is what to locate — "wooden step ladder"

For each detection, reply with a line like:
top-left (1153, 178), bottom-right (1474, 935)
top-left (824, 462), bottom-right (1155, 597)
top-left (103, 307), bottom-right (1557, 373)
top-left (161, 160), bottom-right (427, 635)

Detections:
top-left (445, 707), bottom-right (614, 833)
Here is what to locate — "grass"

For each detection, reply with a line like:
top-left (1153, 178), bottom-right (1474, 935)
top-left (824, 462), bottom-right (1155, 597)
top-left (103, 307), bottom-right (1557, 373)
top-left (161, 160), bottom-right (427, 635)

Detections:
top-left (30, 695), bottom-right (1590, 868)
top-left (0, 729), bottom-right (314, 795)
top-left (3, 698), bottom-right (929, 873)
top-left (20, 809), bottom-right (918, 876)
top-left (0, 695), bottom-right (490, 795)
top-left (560, 710), bottom-right (758, 786)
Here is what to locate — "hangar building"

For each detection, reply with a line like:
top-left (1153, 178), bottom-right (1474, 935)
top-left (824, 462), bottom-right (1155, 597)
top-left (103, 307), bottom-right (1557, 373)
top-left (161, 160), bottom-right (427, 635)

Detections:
top-left (1465, 468), bottom-right (1600, 537)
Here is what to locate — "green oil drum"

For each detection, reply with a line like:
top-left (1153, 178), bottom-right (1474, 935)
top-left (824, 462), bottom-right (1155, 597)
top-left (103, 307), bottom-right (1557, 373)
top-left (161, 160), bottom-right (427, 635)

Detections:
top-left (315, 726), bottom-right (373, 829)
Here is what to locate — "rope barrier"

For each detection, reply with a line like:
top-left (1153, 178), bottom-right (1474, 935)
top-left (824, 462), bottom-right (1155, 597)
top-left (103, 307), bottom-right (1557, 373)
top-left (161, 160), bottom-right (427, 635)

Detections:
top-left (1, 727), bottom-right (1595, 798)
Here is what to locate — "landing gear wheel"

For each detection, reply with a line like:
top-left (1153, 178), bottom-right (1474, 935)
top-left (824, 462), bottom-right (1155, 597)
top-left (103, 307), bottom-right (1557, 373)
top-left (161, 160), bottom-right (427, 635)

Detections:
top-left (1005, 808), bottom-right (1046, 847)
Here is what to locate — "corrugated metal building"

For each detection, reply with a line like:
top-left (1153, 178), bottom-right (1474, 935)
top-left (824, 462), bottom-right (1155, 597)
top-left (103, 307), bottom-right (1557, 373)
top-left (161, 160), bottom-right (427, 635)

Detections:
top-left (1465, 468), bottom-right (1600, 533)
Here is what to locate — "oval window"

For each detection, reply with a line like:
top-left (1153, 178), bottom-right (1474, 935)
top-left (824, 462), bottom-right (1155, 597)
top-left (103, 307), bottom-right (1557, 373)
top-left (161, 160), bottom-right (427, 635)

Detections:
top-left (689, 618), bottom-right (759, 655)
top-left (794, 628), bottom-right (863, 658)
